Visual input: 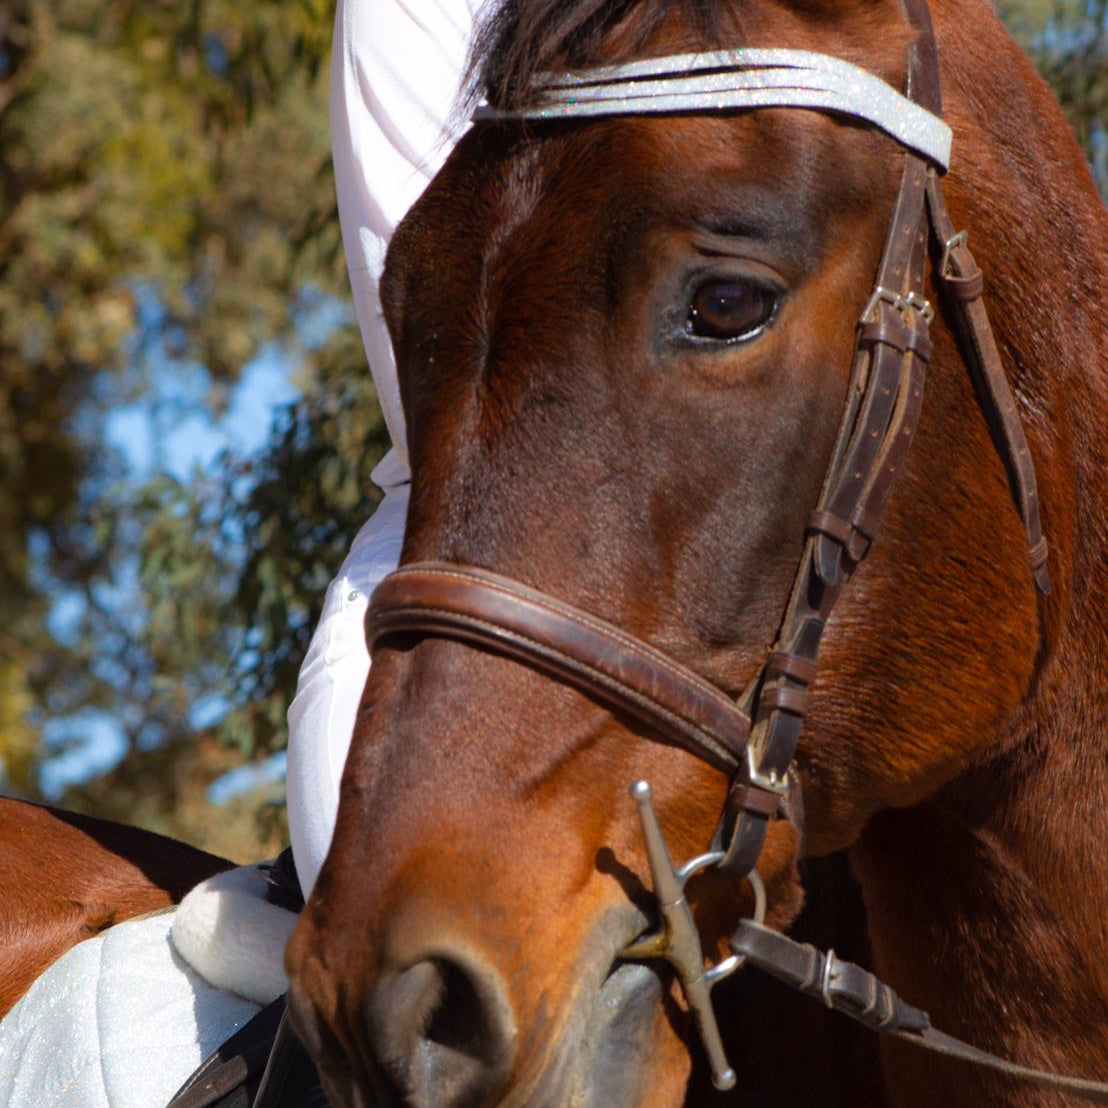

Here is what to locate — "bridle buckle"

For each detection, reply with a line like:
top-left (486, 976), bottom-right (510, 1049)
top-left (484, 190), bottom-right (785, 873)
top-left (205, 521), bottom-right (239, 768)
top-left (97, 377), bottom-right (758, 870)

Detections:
top-left (746, 745), bottom-right (792, 798)
top-left (862, 285), bottom-right (934, 325)
top-left (620, 781), bottom-right (766, 1092)
top-left (899, 290), bottom-right (935, 324)
top-left (940, 228), bottom-right (969, 279)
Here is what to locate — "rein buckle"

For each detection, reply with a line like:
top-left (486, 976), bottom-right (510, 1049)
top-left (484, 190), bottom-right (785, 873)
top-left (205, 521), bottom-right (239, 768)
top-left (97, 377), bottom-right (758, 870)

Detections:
top-left (619, 780), bottom-right (766, 1092)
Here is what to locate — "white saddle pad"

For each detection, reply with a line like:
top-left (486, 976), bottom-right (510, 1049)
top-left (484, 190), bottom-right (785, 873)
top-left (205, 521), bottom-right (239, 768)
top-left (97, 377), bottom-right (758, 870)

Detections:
top-left (0, 912), bottom-right (260, 1108)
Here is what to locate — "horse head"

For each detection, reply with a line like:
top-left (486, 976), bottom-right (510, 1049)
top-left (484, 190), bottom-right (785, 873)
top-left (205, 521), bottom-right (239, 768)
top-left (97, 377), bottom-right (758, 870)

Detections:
top-left (286, 1), bottom-right (1106, 1105)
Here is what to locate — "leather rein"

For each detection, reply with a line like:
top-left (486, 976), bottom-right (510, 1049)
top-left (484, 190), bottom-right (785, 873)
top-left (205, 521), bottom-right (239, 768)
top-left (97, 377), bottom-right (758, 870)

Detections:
top-left (363, 0), bottom-right (1108, 1102)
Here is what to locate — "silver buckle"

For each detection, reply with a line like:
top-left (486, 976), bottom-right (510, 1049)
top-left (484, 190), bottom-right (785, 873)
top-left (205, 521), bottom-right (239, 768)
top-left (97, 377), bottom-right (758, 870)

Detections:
top-left (746, 745), bottom-right (792, 798)
top-left (861, 286), bottom-right (901, 323)
top-left (820, 948), bottom-right (838, 1009)
top-left (620, 781), bottom-right (766, 1092)
top-left (940, 229), bottom-right (969, 280)
top-left (899, 290), bottom-right (935, 324)
top-left (861, 285), bottom-right (934, 326)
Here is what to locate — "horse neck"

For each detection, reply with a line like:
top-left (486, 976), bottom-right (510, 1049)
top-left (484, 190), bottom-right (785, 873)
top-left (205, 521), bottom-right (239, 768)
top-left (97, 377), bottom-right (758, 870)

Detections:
top-left (946, 0), bottom-right (1108, 959)
top-left (850, 672), bottom-right (1108, 1105)
top-left (935, 0), bottom-right (1108, 932)
top-left (844, 6), bottom-right (1108, 1100)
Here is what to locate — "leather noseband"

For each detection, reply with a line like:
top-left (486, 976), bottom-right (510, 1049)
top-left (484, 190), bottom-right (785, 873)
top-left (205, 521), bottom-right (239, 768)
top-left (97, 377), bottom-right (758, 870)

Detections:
top-left (367, 563), bottom-right (752, 775)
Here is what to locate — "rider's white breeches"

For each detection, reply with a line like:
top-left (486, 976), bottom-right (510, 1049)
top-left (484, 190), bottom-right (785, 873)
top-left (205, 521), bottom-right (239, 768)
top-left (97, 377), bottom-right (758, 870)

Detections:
top-left (286, 0), bottom-right (483, 898)
top-left (286, 484), bottom-right (409, 898)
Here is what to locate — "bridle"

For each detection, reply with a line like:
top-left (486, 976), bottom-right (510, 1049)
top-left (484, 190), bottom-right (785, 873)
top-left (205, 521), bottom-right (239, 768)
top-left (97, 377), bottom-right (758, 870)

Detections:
top-left (361, 0), bottom-right (1108, 1102)
top-left (371, 0), bottom-right (1050, 878)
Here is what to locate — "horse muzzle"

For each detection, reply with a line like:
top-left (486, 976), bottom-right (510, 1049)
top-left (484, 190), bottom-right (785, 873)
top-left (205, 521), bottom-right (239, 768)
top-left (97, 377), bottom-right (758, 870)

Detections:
top-left (289, 879), bottom-right (705, 1108)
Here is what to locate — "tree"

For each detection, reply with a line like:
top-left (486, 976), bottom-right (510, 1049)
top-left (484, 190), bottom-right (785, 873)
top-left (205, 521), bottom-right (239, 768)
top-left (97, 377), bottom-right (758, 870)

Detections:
top-left (999, 0), bottom-right (1107, 191)
top-left (0, 0), bottom-right (387, 850)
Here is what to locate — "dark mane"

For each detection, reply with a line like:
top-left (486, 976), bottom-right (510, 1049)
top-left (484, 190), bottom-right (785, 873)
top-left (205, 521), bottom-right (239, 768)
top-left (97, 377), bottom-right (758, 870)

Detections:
top-left (470, 0), bottom-right (726, 108)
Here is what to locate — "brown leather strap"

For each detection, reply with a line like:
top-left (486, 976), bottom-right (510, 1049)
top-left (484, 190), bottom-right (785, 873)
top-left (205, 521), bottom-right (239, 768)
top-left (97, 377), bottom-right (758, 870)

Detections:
top-left (925, 175), bottom-right (1051, 594)
top-left (367, 563), bottom-right (753, 775)
top-left (727, 783), bottom-right (782, 820)
top-left (859, 319), bottom-right (934, 361)
top-left (730, 921), bottom-right (1108, 1104)
top-left (944, 269), bottom-right (984, 301)
top-left (730, 921), bottom-right (930, 1032)
top-left (810, 153), bottom-right (932, 588)
top-left (719, 19), bottom-right (948, 878)
top-left (757, 685), bottom-right (809, 719)
top-left (806, 510), bottom-right (853, 545)
top-left (766, 652), bottom-right (818, 685)
top-left (900, 0), bottom-right (942, 115)
top-left (891, 1028), bottom-right (1108, 1104)
top-left (250, 1009), bottom-right (331, 1108)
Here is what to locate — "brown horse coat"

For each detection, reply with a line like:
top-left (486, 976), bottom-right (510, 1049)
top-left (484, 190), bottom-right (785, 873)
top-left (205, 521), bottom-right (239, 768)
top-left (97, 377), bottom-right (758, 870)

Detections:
top-left (0, 798), bottom-right (229, 1018)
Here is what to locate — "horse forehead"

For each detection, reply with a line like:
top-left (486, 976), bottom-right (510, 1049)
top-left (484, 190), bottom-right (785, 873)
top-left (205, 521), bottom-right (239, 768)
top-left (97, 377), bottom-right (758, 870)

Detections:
top-left (433, 109), bottom-right (876, 280)
top-left (389, 0), bottom-right (916, 292)
top-left (386, 108), bottom-right (892, 454)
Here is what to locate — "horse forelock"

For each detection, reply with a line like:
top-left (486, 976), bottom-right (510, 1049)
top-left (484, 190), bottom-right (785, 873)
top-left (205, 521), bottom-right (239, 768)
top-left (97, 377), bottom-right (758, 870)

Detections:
top-left (468, 0), bottom-right (916, 111)
top-left (469, 0), bottom-right (729, 109)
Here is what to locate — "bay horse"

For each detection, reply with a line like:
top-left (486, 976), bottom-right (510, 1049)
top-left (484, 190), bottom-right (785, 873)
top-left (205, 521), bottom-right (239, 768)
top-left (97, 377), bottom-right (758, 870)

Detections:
top-left (0, 797), bottom-right (229, 1019)
top-left (282, 0), bottom-right (1107, 1105)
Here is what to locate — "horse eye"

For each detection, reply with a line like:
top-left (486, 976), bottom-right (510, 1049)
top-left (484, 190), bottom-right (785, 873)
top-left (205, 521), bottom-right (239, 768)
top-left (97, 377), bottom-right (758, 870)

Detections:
top-left (687, 279), bottom-right (775, 341)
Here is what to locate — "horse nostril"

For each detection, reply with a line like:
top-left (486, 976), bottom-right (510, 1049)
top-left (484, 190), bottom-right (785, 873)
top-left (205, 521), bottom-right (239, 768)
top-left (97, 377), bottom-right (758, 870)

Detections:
top-left (367, 955), bottom-right (516, 1108)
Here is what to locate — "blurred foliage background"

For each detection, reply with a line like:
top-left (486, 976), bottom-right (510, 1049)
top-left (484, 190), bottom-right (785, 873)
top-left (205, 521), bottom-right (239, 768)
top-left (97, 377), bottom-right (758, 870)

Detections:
top-left (0, 0), bottom-right (1104, 862)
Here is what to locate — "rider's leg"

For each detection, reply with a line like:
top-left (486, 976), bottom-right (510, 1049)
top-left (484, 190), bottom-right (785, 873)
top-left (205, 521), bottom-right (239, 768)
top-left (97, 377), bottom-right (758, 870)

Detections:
top-left (286, 0), bottom-right (483, 900)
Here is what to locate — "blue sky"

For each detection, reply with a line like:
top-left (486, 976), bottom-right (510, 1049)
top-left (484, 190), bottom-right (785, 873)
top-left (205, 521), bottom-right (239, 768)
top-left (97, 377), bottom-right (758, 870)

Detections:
top-left (104, 345), bottom-right (300, 483)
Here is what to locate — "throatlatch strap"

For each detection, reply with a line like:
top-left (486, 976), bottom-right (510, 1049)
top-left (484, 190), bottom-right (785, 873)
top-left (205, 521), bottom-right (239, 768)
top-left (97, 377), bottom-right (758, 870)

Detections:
top-left (925, 175), bottom-right (1051, 594)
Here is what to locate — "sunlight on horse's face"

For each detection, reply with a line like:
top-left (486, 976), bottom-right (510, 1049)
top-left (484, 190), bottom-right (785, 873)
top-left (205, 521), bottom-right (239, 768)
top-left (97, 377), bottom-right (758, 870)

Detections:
top-left (287, 110), bottom-right (895, 1107)
top-left (284, 12), bottom-right (1043, 1106)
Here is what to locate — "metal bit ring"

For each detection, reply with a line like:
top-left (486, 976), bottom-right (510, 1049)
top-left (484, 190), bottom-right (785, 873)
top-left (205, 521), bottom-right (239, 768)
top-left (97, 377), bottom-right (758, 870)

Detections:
top-left (620, 780), bottom-right (768, 1092)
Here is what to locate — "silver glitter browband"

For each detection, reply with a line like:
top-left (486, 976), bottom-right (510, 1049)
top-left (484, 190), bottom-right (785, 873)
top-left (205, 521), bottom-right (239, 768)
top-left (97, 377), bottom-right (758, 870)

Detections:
top-left (474, 48), bottom-right (952, 169)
